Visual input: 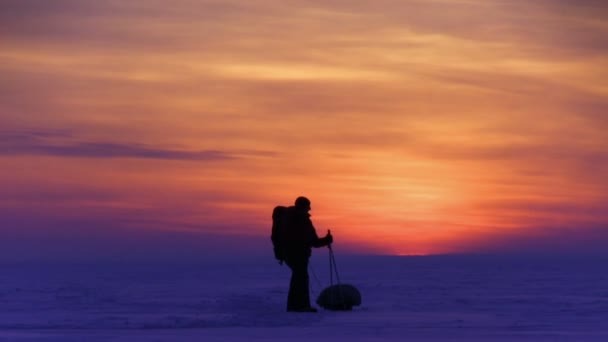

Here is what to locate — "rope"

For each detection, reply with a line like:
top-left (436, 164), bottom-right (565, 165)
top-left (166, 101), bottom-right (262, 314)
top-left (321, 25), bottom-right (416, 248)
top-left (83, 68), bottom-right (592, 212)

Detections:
top-left (327, 244), bottom-right (347, 309)
top-left (308, 262), bottom-right (323, 298)
top-left (329, 245), bottom-right (341, 285)
top-left (329, 244), bottom-right (334, 286)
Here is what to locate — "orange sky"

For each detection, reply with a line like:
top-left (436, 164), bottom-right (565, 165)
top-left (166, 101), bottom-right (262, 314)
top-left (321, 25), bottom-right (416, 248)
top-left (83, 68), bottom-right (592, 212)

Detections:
top-left (1, 0), bottom-right (608, 258)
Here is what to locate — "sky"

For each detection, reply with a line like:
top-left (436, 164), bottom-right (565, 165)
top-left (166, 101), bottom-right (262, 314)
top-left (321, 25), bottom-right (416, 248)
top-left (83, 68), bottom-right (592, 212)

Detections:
top-left (1, 0), bottom-right (608, 260)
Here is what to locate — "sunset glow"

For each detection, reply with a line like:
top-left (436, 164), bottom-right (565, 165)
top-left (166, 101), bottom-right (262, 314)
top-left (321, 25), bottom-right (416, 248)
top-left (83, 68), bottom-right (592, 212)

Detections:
top-left (2, 0), bottom-right (607, 259)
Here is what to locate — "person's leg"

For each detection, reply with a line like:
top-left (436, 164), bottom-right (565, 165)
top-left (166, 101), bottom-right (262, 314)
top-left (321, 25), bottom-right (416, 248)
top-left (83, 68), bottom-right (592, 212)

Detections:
top-left (286, 256), bottom-right (314, 311)
top-left (295, 257), bottom-right (311, 309)
top-left (286, 262), bottom-right (298, 310)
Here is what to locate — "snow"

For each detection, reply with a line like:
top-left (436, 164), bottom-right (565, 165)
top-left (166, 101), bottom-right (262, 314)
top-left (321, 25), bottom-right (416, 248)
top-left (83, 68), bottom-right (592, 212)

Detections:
top-left (1, 254), bottom-right (608, 341)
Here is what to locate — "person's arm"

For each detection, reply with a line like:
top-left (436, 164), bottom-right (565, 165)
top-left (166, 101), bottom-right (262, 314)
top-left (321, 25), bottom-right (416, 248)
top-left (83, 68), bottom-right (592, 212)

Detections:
top-left (313, 232), bottom-right (332, 247)
top-left (310, 221), bottom-right (333, 248)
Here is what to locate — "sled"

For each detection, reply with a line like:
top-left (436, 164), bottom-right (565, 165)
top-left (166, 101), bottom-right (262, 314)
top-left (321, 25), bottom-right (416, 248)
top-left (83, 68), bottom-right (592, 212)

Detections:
top-left (316, 244), bottom-right (362, 311)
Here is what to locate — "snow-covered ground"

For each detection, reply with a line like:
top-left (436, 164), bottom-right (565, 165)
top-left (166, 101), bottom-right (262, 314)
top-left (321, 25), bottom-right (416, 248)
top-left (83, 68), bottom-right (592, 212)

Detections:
top-left (1, 253), bottom-right (607, 341)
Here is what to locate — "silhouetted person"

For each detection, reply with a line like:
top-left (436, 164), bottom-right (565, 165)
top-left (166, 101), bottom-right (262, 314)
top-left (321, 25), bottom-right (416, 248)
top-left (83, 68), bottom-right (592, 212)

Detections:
top-left (283, 196), bottom-right (332, 312)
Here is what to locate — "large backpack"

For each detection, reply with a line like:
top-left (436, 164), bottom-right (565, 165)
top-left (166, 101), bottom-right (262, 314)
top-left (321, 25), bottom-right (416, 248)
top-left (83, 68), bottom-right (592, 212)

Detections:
top-left (271, 206), bottom-right (289, 263)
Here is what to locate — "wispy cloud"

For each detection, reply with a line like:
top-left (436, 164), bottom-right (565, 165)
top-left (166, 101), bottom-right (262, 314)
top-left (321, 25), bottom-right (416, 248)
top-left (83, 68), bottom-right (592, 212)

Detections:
top-left (453, 224), bottom-right (608, 255)
top-left (0, 130), bottom-right (269, 161)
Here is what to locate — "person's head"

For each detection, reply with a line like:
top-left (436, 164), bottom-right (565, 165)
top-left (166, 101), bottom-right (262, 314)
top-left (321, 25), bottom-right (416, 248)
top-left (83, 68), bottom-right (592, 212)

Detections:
top-left (294, 196), bottom-right (311, 212)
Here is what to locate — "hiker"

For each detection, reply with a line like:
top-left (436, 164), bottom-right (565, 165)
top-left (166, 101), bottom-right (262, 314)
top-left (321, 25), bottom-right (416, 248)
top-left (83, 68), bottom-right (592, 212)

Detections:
top-left (282, 196), bottom-right (333, 312)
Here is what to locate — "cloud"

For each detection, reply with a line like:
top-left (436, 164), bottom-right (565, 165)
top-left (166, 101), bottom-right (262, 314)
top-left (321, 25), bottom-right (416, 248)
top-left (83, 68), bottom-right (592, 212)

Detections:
top-left (0, 0), bottom-right (279, 52)
top-left (475, 199), bottom-right (608, 224)
top-left (4, 0), bottom-right (607, 62)
top-left (212, 63), bottom-right (392, 81)
top-left (0, 209), bottom-right (270, 262)
top-left (0, 130), bottom-right (270, 161)
top-left (411, 140), bottom-right (608, 165)
top-left (457, 224), bottom-right (608, 256)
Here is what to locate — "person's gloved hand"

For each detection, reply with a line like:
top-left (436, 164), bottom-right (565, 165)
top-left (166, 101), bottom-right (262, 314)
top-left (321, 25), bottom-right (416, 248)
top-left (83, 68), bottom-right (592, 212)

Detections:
top-left (325, 231), bottom-right (333, 245)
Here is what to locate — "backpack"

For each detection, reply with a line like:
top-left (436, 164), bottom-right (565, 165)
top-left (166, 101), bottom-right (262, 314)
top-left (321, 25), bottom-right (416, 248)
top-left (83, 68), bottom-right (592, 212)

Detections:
top-left (271, 206), bottom-right (288, 263)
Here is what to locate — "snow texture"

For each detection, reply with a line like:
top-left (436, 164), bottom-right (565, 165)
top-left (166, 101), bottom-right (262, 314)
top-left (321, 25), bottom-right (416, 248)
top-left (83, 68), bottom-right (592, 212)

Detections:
top-left (1, 254), bottom-right (608, 341)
